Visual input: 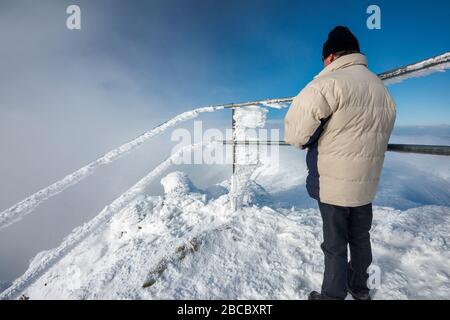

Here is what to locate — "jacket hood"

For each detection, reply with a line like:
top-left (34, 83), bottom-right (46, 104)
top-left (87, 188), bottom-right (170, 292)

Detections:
top-left (315, 53), bottom-right (368, 79)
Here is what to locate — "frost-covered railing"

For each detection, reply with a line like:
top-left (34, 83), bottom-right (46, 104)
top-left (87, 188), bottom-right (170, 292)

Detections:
top-left (378, 52), bottom-right (450, 85)
top-left (1, 52), bottom-right (450, 300)
top-left (222, 140), bottom-right (450, 157)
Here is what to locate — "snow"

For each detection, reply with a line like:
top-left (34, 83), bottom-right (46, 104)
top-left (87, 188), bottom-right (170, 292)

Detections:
top-left (259, 101), bottom-right (290, 109)
top-left (0, 106), bottom-right (223, 231)
top-left (0, 143), bottom-right (211, 300)
top-left (161, 171), bottom-right (198, 195)
top-left (11, 173), bottom-right (449, 300)
top-left (233, 106), bottom-right (268, 130)
top-left (2, 103), bottom-right (448, 300)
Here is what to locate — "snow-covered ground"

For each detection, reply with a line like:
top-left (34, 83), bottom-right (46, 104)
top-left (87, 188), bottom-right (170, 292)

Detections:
top-left (16, 171), bottom-right (449, 300)
top-left (1, 106), bottom-right (449, 300)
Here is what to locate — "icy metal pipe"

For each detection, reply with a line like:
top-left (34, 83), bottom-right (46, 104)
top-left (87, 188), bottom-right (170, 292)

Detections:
top-left (221, 96), bottom-right (294, 109)
top-left (378, 52), bottom-right (450, 85)
top-left (220, 140), bottom-right (450, 156)
top-left (386, 144), bottom-right (450, 156)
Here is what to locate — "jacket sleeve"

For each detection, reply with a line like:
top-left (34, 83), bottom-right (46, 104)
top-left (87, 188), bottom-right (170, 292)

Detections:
top-left (284, 85), bottom-right (333, 149)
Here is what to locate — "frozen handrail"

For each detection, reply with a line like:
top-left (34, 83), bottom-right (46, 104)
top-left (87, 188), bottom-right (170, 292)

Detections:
top-left (221, 140), bottom-right (450, 157)
top-left (378, 52), bottom-right (450, 85)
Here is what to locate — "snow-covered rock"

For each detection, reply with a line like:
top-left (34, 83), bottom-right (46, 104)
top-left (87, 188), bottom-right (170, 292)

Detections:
top-left (161, 171), bottom-right (198, 195)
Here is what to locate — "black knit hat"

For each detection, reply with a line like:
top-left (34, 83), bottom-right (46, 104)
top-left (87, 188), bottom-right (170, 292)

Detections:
top-left (322, 26), bottom-right (360, 60)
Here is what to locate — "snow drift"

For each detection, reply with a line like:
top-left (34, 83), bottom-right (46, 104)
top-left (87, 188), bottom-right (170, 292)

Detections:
top-left (12, 172), bottom-right (450, 300)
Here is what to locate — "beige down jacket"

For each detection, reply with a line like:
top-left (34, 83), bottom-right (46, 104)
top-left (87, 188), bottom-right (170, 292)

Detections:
top-left (284, 53), bottom-right (396, 207)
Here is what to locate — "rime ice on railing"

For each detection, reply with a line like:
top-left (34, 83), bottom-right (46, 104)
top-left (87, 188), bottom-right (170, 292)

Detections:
top-left (230, 106), bottom-right (268, 211)
top-left (379, 52), bottom-right (450, 85)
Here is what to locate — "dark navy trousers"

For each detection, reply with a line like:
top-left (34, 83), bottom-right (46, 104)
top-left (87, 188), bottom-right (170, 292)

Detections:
top-left (318, 201), bottom-right (373, 300)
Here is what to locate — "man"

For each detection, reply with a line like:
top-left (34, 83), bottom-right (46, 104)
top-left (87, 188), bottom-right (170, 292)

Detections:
top-left (284, 26), bottom-right (396, 300)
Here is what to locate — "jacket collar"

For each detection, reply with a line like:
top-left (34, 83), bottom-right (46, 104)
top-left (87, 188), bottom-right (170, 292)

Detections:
top-left (315, 53), bottom-right (368, 79)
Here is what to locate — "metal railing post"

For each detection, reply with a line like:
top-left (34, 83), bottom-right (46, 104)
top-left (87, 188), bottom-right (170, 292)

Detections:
top-left (231, 105), bottom-right (237, 175)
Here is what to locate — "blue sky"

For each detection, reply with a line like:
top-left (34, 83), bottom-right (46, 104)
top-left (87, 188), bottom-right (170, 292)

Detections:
top-left (62, 0), bottom-right (450, 126)
top-left (2, 0), bottom-right (447, 125)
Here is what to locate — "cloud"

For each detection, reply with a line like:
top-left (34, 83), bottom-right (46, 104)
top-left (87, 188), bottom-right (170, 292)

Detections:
top-left (0, 0), bottom-right (190, 282)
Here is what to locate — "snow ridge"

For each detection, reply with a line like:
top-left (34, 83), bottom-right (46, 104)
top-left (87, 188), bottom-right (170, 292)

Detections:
top-left (0, 107), bottom-right (222, 231)
top-left (0, 143), bottom-right (210, 300)
top-left (18, 173), bottom-right (450, 300)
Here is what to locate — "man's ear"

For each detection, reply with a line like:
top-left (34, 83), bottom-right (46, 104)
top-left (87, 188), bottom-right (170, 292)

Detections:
top-left (329, 53), bottom-right (336, 63)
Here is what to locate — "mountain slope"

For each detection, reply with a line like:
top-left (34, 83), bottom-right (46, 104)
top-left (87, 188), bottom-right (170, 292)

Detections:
top-left (20, 172), bottom-right (450, 300)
